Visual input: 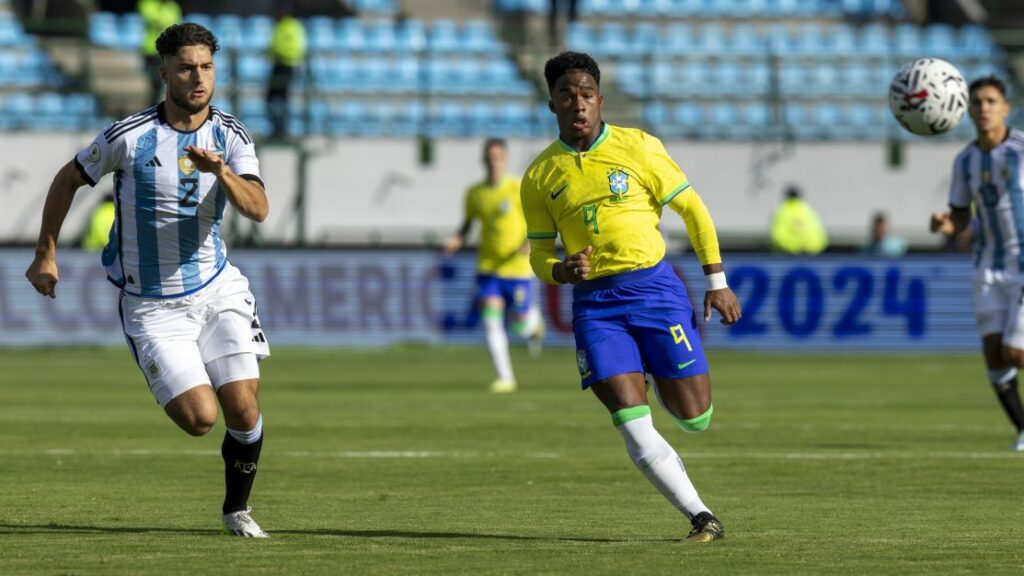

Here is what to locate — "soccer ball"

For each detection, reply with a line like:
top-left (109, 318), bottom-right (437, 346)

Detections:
top-left (888, 58), bottom-right (969, 136)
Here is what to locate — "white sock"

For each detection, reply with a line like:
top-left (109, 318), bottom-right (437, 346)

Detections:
top-left (483, 314), bottom-right (514, 382)
top-left (616, 410), bottom-right (710, 521)
top-left (227, 414), bottom-right (263, 445)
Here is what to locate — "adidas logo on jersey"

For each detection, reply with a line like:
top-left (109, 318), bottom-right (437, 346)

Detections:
top-left (144, 157), bottom-right (162, 167)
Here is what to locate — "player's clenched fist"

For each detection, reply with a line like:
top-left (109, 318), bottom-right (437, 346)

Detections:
top-left (555, 245), bottom-right (593, 285)
top-left (26, 254), bottom-right (58, 299)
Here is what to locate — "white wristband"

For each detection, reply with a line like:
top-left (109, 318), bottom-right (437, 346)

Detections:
top-left (705, 271), bottom-right (727, 291)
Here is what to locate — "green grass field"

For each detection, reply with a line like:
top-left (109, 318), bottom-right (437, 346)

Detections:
top-left (2, 347), bottom-right (1023, 575)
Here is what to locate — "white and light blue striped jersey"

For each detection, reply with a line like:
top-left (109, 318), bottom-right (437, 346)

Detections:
top-left (949, 128), bottom-right (1024, 273)
top-left (74, 103), bottom-right (262, 298)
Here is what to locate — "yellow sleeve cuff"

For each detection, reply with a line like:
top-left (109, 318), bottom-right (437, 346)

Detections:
top-left (528, 236), bottom-right (561, 285)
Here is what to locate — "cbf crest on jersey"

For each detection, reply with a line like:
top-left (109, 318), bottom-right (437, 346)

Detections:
top-left (608, 168), bottom-right (629, 201)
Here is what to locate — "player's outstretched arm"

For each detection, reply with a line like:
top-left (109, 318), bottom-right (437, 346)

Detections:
top-left (185, 146), bottom-right (269, 222)
top-left (26, 160), bottom-right (88, 299)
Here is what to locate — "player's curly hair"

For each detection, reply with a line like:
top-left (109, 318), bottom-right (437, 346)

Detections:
top-left (969, 75), bottom-right (1008, 98)
top-left (544, 51), bottom-right (600, 91)
top-left (155, 23), bottom-right (220, 60)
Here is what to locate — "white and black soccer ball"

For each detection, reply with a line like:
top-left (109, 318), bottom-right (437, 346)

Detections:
top-left (888, 58), bottom-right (969, 136)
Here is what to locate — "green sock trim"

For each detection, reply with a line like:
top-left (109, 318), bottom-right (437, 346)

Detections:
top-left (510, 320), bottom-right (527, 335)
top-left (676, 404), bottom-right (713, 433)
top-left (481, 308), bottom-right (504, 320)
top-left (611, 405), bottom-right (651, 427)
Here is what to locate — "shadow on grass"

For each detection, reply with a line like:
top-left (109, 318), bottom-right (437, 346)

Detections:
top-left (0, 523), bottom-right (676, 544)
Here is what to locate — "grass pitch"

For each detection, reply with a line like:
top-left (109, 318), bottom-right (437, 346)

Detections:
top-left (1, 346), bottom-right (1023, 575)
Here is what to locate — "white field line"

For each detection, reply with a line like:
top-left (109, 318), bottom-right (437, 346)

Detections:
top-left (0, 448), bottom-right (1021, 460)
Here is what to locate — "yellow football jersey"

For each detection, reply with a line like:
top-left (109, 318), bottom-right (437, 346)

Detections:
top-left (464, 175), bottom-right (533, 278)
top-left (521, 124), bottom-right (721, 284)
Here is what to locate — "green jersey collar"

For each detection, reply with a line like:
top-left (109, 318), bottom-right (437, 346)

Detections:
top-left (557, 123), bottom-right (611, 154)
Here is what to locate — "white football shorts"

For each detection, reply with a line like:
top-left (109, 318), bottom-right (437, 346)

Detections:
top-left (119, 262), bottom-right (270, 406)
top-left (974, 269), bottom-right (1024, 348)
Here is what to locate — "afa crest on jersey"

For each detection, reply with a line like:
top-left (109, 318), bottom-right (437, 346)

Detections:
top-left (608, 169), bottom-right (629, 201)
top-left (178, 154), bottom-right (197, 175)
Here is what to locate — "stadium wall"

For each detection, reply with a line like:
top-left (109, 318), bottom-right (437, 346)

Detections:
top-left (0, 249), bottom-right (977, 352)
top-left (0, 134), bottom-right (963, 247)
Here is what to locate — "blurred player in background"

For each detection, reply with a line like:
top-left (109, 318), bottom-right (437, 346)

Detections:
top-left (521, 52), bottom-right (741, 542)
top-left (443, 138), bottom-right (544, 393)
top-left (930, 75), bottom-right (1024, 451)
top-left (25, 23), bottom-right (272, 536)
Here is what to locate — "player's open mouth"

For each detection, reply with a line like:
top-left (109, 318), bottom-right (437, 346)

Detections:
top-left (191, 89), bottom-right (206, 98)
top-left (572, 118), bottom-right (587, 129)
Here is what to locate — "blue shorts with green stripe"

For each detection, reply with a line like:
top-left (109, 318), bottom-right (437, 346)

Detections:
top-left (572, 260), bottom-right (708, 389)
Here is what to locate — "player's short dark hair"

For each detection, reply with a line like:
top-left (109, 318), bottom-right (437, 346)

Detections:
top-left (969, 75), bottom-right (1008, 99)
top-left (483, 137), bottom-right (507, 151)
top-left (544, 51), bottom-right (600, 91)
top-left (155, 23), bottom-right (220, 60)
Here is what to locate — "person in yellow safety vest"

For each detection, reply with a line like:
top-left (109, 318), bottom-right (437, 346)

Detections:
top-left (770, 185), bottom-right (829, 254)
top-left (267, 7), bottom-right (307, 139)
top-left (82, 194), bottom-right (115, 252)
top-left (138, 0), bottom-right (182, 105)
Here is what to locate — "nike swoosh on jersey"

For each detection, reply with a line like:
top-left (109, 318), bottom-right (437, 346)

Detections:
top-left (550, 184), bottom-right (567, 200)
top-left (678, 359), bottom-right (697, 370)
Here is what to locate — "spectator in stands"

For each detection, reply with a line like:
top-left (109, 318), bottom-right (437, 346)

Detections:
top-left (549, 0), bottom-right (579, 47)
top-left (267, 6), bottom-right (307, 140)
top-left (138, 0), bottom-right (182, 104)
top-left (81, 193), bottom-right (115, 252)
top-left (862, 211), bottom-right (907, 257)
top-left (769, 185), bottom-right (828, 254)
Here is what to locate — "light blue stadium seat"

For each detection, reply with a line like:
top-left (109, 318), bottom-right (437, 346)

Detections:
top-left (729, 24), bottom-right (764, 56)
top-left (90, 13), bottom-right (119, 47)
top-left (566, 22), bottom-right (594, 52)
top-left (0, 16), bottom-right (30, 47)
top-left (240, 97), bottom-right (267, 119)
top-left (365, 21), bottom-right (398, 52)
top-left (360, 57), bottom-right (391, 93)
top-left (352, 0), bottom-right (398, 14)
top-left (120, 13), bottom-right (143, 51)
top-left (307, 17), bottom-right (337, 51)
top-left (811, 64), bottom-right (840, 96)
top-left (643, 102), bottom-right (669, 131)
top-left (859, 22), bottom-right (890, 57)
top-left (237, 55), bottom-right (270, 84)
top-left (714, 62), bottom-right (744, 97)
top-left (661, 23), bottom-right (692, 56)
top-left (779, 65), bottom-right (806, 95)
top-left (616, 60), bottom-right (646, 97)
top-left (461, 20), bottom-right (501, 54)
top-left (336, 19), bottom-right (366, 52)
top-left (396, 20), bottom-right (426, 52)
top-left (455, 59), bottom-right (483, 94)
top-left (739, 102), bottom-right (769, 128)
top-left (893, 24), bottom-right (922, 59)
top-left (214, 15), bottom-right (243, 50)
top-left (923, 24), bottom-right (957, 60)
top-left (595, 22), bottom-right (631, 57)
top-left (846, 103), bottom-right (886, 139)
top-left (183, 13), bottom-right (213, 35)
top-left (708, 103), bottom-right (738, 135)
top-left (393, 57), bottom-right (419, 92)
top-left (649, 60), bottom-right (674, 97)
top-left (244, 16), bottom-right (273, 51)
top-left (823, 23), bottom-right (857, 57)
top-left (429, 20), bottom-right (460, 53)
top-left (747, 62), bottom-right (771, 96)
top-left (632, 22), bottom-right (659, 56)
top-left (679, 60), bottom-right (709, 96)
top-left (640, 0), bottom-right (677, 16)
top-left (959, 25), bottom-right (996, 58)
top-left (692, 23), bottom-right (727, 57)
top-left (672, 103), bottom-right (703, 128)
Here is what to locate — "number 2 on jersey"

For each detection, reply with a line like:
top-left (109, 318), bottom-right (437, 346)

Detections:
top-left (180, 178), bottom-right (199, 208)
top-left (582, 205), bottom-right (600, 234)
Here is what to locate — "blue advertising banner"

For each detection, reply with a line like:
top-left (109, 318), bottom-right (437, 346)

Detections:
top-left (0, 249), bottom-right (978, 352)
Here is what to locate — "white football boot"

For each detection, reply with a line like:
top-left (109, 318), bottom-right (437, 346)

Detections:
top-left (223, 507), bottom-right (269, 538)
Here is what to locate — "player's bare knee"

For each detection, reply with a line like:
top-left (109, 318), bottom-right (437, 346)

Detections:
top-left (224, 404), bottom-right (260, 431)
top-left (1005, 348), bottom-right (1024, 368)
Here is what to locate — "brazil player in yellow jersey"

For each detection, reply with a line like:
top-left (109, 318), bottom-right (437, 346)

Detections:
top-left (521, 52), bottom-right (741, 542)
top-left (443, 138), bottom-right (544, 393)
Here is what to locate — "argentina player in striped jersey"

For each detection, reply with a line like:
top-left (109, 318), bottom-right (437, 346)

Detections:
top-left (26, 23), bottom-right (272, 537)
top-left (931, 76), bottom-right (1024, 452)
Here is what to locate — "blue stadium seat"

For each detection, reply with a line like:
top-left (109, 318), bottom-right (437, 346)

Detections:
top-left (461, 20), bottom-right (501, 54)
top-left (396, 20), bottom-right (427, 52)
top-left (729, 24), bottom-right (765, 56)
top-left (307, 17), bottom-right (337, 51)
top-left (215, 15), bottom-right (244, 50)
top-left (121, 13), bottom-right (143, 51)
top-left (365, 21), bottom-right (398, 52)
top-left (336, 19), bottom-right (366, 52)
top-left (237, 55), bottom-right (270, 85)
top-left (429, 20), bottom-right (460, 53)
top-left (959, 25), bottom-right (997, 58)
top-left (680, 61), bottom-right (710, 96)
top-left (858, 22), bottom-right (890, 57)
top-left (632, 22), bottom-right (659, 56)
top-left (923, 24), bottom-right (957, 60)
top-left (595, 22), bottom-right (631, 57)
top-left (893, 24), bottom-right (922, 59)
top-left (566, 22), bottom-right (595, 52)
top-left (643, 102), bottom-right (669, 131)
top-left (90, 13), bottom-right (119, 48)
top-left (691, 23), bottom-right (727, 57)
top-left (823, 23), bottom-right (857, 57)
top-left (244, 16), bottom-right (273, 51)
top-left (660, 23), bottom-right (692, 56)
top-left (672, 103), bottom-right (703, 129)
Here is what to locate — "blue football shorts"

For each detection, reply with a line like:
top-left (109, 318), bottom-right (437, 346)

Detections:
top-left (476, 275), bottom-right (534, 315)
top-left (572, 260), bottom-right (709, 389)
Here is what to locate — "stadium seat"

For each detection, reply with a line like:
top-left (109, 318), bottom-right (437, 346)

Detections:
top-left (429, 20), bottom-right (460, 53)
top-left (337, 19), bottom-right (367, 52)
top-left (307, 17), bottom-right (337, 52)
top-left (566, 22), bottom-right (595, 52)
top-left (461, 20), bottom-right (501, 54)
top-left (396, 20), bottom-right (427, 52)
top-left (365, 21), bottom-right (398, 53)
top-left (660, 23), bottom-right (692, 56)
